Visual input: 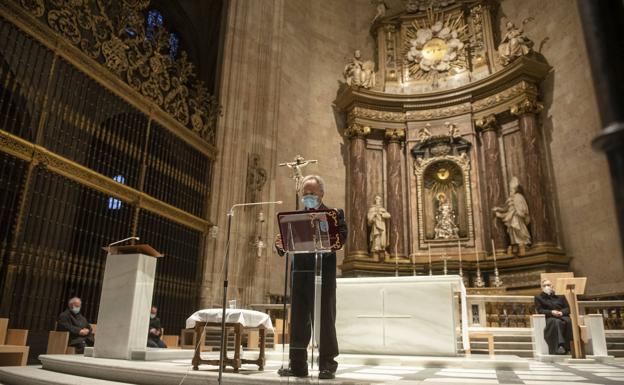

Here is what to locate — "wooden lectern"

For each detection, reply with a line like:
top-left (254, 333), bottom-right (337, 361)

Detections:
top-left (94, 243), bottom-right (162, 360)
top-left (554, 276), bottom-right (587, 359)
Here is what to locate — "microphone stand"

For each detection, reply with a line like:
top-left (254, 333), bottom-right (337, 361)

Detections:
top-left (218, 200), bottom-right (282, 385)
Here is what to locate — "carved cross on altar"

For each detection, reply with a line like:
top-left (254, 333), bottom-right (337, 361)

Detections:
top-left (356, 289), bottom-right (411, 346)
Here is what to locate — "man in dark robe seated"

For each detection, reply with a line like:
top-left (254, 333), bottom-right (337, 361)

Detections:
top-left (534, 279), bottom-right (572, 354)
top-left (57, 297), bottom-right (94, 354)
top-left (147, 306), bottom-right (167, 348)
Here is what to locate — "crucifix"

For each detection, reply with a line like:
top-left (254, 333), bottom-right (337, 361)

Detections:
top-left (356, 289), bottom-right (411, 346)
top-left (278, 155), bottom-right (318, 210)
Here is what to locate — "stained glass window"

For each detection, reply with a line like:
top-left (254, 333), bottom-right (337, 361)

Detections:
top-left (145, 9), bottom-right (179, 58)
top-left (108, 175), bottom-right (125, 210)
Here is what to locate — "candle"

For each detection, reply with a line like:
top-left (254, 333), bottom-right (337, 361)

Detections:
top-left (428, 244), bottom-right (432, 275)
top-left (457, 239), bottom-right (462, 265)
top-left (491, 238), bottom-right (497, 262)
top-left (475, 242), bottom-right (480, 268)
top-left (395, 237), bottom-right (399, 277)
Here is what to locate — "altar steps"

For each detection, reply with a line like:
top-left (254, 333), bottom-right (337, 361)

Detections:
top-left (0, 365), bottom-right (135, 385)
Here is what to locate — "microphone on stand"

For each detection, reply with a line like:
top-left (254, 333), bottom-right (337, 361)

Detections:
top-left (217, 200), bottom-right (282, 385)
top-left (228, 200), bottom-right (283, 216)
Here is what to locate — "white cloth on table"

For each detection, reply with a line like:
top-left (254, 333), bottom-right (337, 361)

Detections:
top-left (185, 308), bottom-right (274, 332)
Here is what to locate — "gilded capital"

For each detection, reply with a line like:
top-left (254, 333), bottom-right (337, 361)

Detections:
top-left (511, 97), bottom-right (544, 116)
top-left (474, 114), bottom-right (498, 134)
top-left (345, 124), bottom-right (371, 139)
top-left (384, 128), bottom-right (406, 142)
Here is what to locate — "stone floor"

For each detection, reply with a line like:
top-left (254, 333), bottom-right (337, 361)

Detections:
top-left (1, 356), bottom-right (623, 385)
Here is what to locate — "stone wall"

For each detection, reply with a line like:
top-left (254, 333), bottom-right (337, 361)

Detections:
top-left (499, 0), bottom-right (624, 295)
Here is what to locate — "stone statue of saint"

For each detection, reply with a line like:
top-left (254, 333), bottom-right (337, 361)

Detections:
top-left (434, 192), bottom-right (459, 239)
top-left (445, 121), bottom-right (460, 139)
top-left (367, 195), bottom-right (391, 253)
top-left (343, 50), bottom-right (375, 89)
top-left (493, 176), bottom-right (531, 247)
top-left (498, 20), bottom-right (533, 66)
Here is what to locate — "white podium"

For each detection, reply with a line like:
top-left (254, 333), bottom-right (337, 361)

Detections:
top-left (93, 244), bottom-right (161, 360)
top-left (336, 276), bottom-right (468, 356)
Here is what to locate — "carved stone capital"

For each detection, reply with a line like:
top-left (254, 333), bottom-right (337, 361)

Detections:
top-left (474, 114), bottom-right (499, 134)
top-left (345, 123), bottom-right (371, 139)
top-left (511, 97), bottom-right (544, 116)
top-left (384, 128), bottom-right (406, 142)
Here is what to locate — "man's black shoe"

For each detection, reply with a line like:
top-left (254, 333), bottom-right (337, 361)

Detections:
top-left (277, 367), bottom-right (308, 377)
top-left (318, 369), bottom-right (335, 380)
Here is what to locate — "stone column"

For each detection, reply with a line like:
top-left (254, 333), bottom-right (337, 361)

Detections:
top-left (511, 97), bottom-right (555, 245)
top-left (345, 124), bottom-right (371, 260)
top-left (385, 128), bottom-right (406, 258)
top-left (475, 115), bottom-right (507, 252)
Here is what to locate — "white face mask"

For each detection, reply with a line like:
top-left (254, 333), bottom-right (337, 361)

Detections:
top-left (543, 285), bottom-right (553, 295)
top-left (150, 313), bottom-right (156, 319)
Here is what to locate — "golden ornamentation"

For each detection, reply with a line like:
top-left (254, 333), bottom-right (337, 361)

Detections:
top-left (403, 8), bottom-right (470, 81)
top-left (414, 152), bottom-right (474, 248)
top-left (384, 128), bottom-right (406, 142)
top-left (0, 128), bottom-right (210, 232)
top-left (406, 103), bottom-right (471, 121)
top-left (352, 106), bottom-right (405, 122)
top-left (473, 81), bottom-right (538, 112)
top-left (13, 0), bottom-right (220, 143)
top-left (474, 114), bottom-right (498, 133)
top-left (510, 97), bottom-right (544, 116)
top-left (345, 123), bottom-right (371, 138)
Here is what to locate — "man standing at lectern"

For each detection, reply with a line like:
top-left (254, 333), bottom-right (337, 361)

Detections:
top-left (275, 175), bottom-right (348, 379)
top-left (535, 279), bottom-right (573, 354)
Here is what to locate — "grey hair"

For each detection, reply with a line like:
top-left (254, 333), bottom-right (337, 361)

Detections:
top-left (301, 174), bottom-right (325, 193)
top-left (68, 297), bottom-right (81, 306)
top-left (540, 279), bottom-right (551, 286)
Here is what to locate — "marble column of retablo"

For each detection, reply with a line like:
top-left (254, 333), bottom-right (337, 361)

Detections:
top-left (93, 253), bottom-right (158, 359)
top-left (385, 128), bottom-right (406, 260)
top-left (475, 115), bottom-right (507, 252)
top-left (345, 124), bottom-right (370, 261)
top-left (511, 98), bottom-right (555, 246)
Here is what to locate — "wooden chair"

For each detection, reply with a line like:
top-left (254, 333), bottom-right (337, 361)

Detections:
top-left (47, 322), bottom-right (96, 354)
top-left (0, 318), bottom-right (29, 366)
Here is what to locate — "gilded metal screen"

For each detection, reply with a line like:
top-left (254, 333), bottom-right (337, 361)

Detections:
top-left (0, 0), bottom-right (217, 356)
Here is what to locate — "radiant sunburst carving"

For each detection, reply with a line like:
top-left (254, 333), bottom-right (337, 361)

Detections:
top-left (404, 9), bottom-right (469, 80)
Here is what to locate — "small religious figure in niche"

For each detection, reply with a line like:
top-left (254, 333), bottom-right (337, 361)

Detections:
top-left (417, 123), bottom-right (432, 143)
top-left (445, 121), bottom-right (460, 139)
top-left (434, 192), bottom-right (459, 239)
top-left (493, 176), bottom-right (531, 251)
top-left (367, 195), bottom-right (391, 253)
top-left (498, 19), bottom-right (534, 66)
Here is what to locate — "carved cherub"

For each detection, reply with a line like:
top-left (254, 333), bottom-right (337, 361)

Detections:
top-left (417, 123), bottom-right (432, 142)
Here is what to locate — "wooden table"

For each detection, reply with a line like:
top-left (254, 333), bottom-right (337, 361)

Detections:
top-left (191, 321), bottom-right (266, 372)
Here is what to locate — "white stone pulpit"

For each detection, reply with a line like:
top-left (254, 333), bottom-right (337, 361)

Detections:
top-left (336, 275), bottom-right (469, 356)
top-left (93, 245), bottom-right (161, 360)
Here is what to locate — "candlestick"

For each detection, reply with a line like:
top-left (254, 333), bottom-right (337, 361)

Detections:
top-left (475, 242), bottom-right (484, 287)
top-left (395, 238), bottom-right (399, 278)
top-left (428, 244), bottom-right (432, 276)
top-left (457, 239), bottom-right (463, 277)
top-left (412, 254), bottom-right (416, 276)
top-left (442, 254), bottom-right (449, 276)
top-left (491, 238), bottom-right (503, 287)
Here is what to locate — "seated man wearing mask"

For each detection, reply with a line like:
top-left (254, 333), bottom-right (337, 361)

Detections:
top-left (534, 279), bottom-right (572, 354)
top-left (57, 297), bottom-right (94, 354)
top-left (275, 175), bottom-right (347, 380)
top-left (147, 306), bottom-right (167, 348)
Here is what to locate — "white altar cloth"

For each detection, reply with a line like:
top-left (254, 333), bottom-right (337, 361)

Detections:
top-left (335, 275), bottom-right (469, 356)
top-left (186, 309), bottom-right (274, 331)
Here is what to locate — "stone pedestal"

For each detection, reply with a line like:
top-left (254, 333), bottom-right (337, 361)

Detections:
top-left (93, 253), bottom-right (158, 360)
top-left (385, 128), bottom-right (406, 259)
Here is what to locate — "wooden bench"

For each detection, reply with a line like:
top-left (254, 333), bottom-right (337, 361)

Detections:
top-left (47, 322), bottom-right (96, 354)
top-left (0, 318), bottom-right (29, 366)
top-left (191, 321), bottom-right (266, 372)
top-left (467, 331), bottom-right (495, 356)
